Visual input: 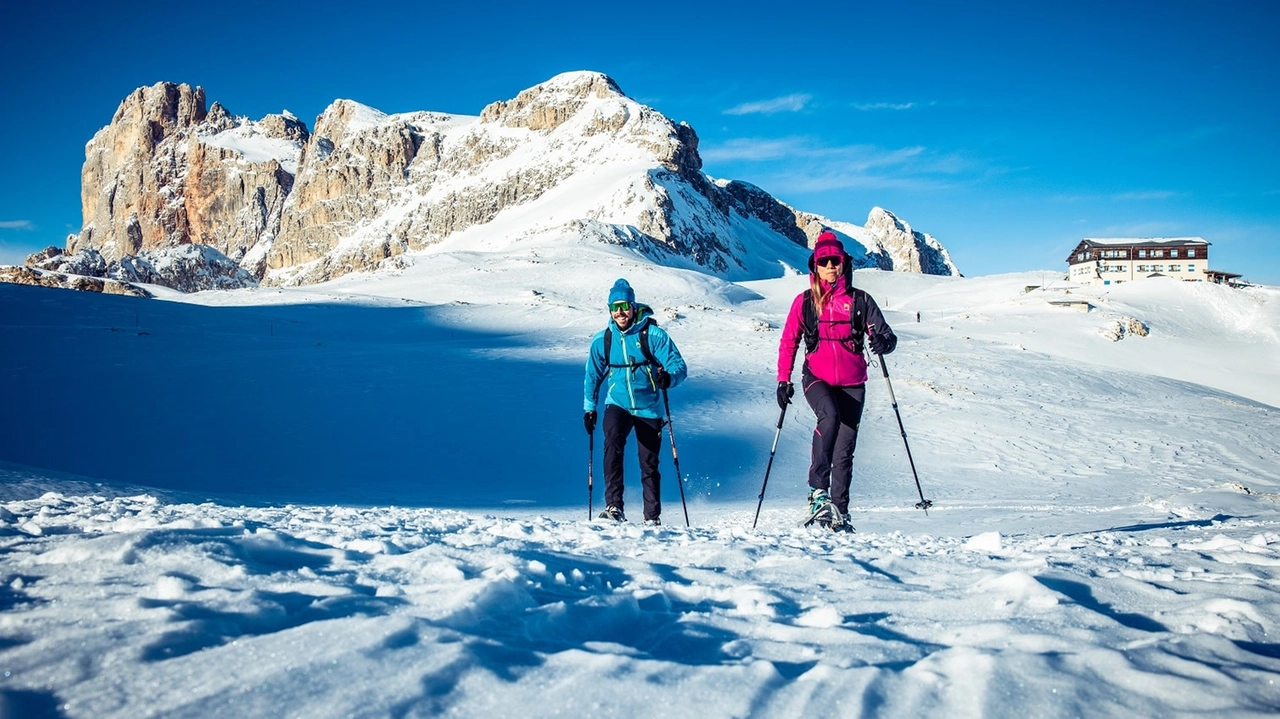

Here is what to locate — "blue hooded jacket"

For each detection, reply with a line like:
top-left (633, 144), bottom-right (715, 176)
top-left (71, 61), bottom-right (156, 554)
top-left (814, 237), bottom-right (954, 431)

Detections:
top-left (584, 282), bottom-right (687, 419)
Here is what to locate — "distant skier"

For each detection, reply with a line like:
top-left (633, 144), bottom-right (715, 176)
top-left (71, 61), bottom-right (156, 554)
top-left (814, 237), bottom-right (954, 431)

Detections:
top-left (584, 278), bottom-right (687, 525)
top-left (777, 231), bottom-right (897, 530)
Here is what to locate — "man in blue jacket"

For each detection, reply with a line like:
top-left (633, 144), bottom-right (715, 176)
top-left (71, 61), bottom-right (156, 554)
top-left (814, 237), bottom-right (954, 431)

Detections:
top-left (583, 279), bottom-right (687, 525)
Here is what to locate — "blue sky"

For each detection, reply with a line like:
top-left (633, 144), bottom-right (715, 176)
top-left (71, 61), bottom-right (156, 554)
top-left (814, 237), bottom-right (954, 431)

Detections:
top-left (2, 0), bottom-right (1277, 283)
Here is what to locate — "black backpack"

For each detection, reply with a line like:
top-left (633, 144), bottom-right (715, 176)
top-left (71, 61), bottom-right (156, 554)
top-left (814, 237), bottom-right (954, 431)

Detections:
top-left (603, 320), bottom-right (657, 370)
top-left (592, 311), bottom-right (660, 397)
top-left (801, 274), bottom-right (868, 355)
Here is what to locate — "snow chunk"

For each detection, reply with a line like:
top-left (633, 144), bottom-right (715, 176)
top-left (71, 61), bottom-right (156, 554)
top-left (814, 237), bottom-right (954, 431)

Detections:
top-left (795, 605), bottom-right (842, 628)
top-left (965, 531), bottom-right (1003, 553)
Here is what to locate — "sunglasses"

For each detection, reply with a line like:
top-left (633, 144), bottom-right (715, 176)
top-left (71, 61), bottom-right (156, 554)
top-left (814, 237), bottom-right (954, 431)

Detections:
top-left (610, 301), bottom-right (632, 313)
top-left (816, 256), bottom-right (843, 268)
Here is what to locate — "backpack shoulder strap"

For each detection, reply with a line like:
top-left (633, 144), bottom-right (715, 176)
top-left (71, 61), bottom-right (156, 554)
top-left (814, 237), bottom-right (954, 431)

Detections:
top-left (638, 323), bottom-right (658, 368)
top-left (802, 287), bottom-right (867, 353)
top-left (602, 322), bottom-right (657, 368)
top-left (801, 290), bottom-right (819, 354)
top-left (850, 287), bottom-right (867, 352)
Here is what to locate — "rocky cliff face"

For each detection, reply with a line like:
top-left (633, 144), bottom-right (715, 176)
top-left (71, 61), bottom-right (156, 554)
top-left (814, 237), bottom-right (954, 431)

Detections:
top-left (863, 207), bottom-right (959, 276)
top-left (70, 82), bottom-right (305, 280)
top-left (32, 71), bottom-right (960, 293)
top-left (259, 72), bottom-right (757, 285)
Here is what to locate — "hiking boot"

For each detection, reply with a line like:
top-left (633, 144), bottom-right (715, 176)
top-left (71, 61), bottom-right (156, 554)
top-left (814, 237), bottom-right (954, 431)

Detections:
top-left (643, 517), bottom-right (661, 527)
top-left (808, 488), bottom-right (832, 515)
top-left (598, 506), bottom-right (626, 522)
top-left (806, 488), bottom-right (844, 529)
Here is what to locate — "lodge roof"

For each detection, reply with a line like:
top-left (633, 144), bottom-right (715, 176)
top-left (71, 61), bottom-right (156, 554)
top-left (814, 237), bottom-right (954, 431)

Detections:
top-left (1079, 237), bottom-right (1209, 247)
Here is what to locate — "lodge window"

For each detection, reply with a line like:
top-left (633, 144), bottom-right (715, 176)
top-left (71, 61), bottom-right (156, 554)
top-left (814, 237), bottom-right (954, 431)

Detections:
top-left (1187, 249), bottom-right (1196, 258)
top-left (1170, 249), bottom-right (1179, 258)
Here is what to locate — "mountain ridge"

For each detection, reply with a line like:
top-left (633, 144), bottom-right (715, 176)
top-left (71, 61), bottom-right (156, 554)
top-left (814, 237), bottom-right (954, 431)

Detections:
top-left (16, 71), bottom-right (961, 294)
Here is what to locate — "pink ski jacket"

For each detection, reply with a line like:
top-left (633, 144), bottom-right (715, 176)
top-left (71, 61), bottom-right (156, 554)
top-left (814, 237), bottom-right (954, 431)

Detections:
top-left (777, 280), bottom-right (893, 387)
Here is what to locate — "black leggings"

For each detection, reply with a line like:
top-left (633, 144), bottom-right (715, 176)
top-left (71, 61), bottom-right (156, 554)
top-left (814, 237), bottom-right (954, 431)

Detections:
top-left (602, 404), bottom-right (663, 521)
top-left (802, 366), bottom-right (865, 513)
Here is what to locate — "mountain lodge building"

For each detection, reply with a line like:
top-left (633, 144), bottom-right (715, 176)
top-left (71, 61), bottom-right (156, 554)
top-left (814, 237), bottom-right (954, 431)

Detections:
top-left (1066, 237), bottom-right (1217, 286)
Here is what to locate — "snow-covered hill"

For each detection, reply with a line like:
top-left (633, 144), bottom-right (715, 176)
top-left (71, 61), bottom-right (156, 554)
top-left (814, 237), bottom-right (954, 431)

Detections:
top-left (1, 245), bottom-right (1277, 716)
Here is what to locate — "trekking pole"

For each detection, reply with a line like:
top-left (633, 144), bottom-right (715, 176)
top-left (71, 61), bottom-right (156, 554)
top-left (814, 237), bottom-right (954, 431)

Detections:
top-left (661, 388), bottom-right (691, 527)
top-left (587, 430), bottom-right (595, 521)
top-left (752, 404), bottom-right (788, 529)
top-left (871, 352), bottom-right (933, 512)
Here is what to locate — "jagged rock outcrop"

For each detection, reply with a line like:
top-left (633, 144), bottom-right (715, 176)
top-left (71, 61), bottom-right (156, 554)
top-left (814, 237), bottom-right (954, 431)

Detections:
top-left (1102, 316), bottom-right (1150, 341)
top-left (29, 70), bottom-right (961, 293)
top-left (719, 180), bottom-right (810, 248)
top-left (69, 81), bottom-right (305, 275)
top-left (26, 245), bottom-right (255, 292)
top-left (0, 265), bottom-right (150, 297)
top-left (863, 207), bottom-right (958, 275)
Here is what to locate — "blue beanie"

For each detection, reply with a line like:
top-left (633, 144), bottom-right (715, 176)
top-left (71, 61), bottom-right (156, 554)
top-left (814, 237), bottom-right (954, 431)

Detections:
top-left (608, 278), bottom-right (636, 306)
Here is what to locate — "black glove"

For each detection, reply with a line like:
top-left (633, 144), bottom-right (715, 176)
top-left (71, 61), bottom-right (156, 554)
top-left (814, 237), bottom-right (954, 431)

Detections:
top-left (654, 367), bottom-right (671, 389)
top-left (584, 410), bottom-right (597, 434)
top-left (869, 330), bottom-right (897, 356)
top-left (776, 381), bottom-right (794, 409)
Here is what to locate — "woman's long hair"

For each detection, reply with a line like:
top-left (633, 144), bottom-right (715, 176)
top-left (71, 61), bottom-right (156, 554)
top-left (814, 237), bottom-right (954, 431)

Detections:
top-left (810, 271), bottom-right (834, 316)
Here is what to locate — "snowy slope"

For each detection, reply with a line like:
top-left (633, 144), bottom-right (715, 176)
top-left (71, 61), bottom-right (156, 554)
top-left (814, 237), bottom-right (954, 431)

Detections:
top-left (1, 244), bottom-right (1278, 717)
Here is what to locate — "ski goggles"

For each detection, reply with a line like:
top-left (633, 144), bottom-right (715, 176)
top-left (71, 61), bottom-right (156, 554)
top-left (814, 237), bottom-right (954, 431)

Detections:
top-left (610, 301), bottom-right (632, 313)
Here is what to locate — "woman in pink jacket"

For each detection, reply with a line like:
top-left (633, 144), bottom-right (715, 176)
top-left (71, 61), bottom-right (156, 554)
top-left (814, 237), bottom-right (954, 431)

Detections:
top-left (777, 231), bottom-right (897, 530)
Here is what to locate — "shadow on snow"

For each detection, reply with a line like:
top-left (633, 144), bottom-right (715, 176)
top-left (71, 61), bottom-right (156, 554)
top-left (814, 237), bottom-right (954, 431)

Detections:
top-left (0, 283), bottom-right (764, 510)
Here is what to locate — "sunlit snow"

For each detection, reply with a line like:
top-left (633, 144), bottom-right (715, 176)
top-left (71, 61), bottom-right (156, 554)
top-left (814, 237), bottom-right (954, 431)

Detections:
top-left (2, 237), bottom-right (1278, 717)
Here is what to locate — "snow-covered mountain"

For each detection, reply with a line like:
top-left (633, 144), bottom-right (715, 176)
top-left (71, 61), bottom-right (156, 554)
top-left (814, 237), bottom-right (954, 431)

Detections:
top-left (25, 72), bottom-right (958, 293)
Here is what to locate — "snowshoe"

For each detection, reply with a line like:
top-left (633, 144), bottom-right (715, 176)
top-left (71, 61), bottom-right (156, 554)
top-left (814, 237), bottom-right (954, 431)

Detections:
top-left (598, 506), bottom-right (626, 522)
top-left (643, 517), bottom-right (661, 527)
top-left (802, 488), bottom-right (846, 530)
top-left (826, 513), bottom-right (854, 533)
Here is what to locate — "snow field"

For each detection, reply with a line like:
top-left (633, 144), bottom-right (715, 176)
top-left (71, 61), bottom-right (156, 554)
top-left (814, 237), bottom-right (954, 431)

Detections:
top-left (1, 244), bottom-right (1279, 716)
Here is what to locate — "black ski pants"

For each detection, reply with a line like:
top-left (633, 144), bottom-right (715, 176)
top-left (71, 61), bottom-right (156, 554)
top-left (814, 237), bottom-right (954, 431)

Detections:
top-left (802, 365), bottom-right (866, 514)
top-left (602, 404), bottom-right (663, 522)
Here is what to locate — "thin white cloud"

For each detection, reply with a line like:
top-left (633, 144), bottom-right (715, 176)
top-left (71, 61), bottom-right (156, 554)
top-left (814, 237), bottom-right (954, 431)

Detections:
top-left (853, 102), bottom-right (916, 111)
top-left (701, 136), bottom-right (971, 195)
top-left (0, 220), bottom-right (35, 230)
top-left (700, 138), bottom-right (807, 162)
top-left (701, 137), bottom-right (930, 168)
top-left (723, 94), bottom-right (812, 116)
top-left (1113, 190), bottom-right (1180, 201)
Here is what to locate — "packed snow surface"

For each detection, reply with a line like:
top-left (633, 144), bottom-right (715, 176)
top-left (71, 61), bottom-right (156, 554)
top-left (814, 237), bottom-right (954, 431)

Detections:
top-left (1, 240), bottom-right (1278, 718)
